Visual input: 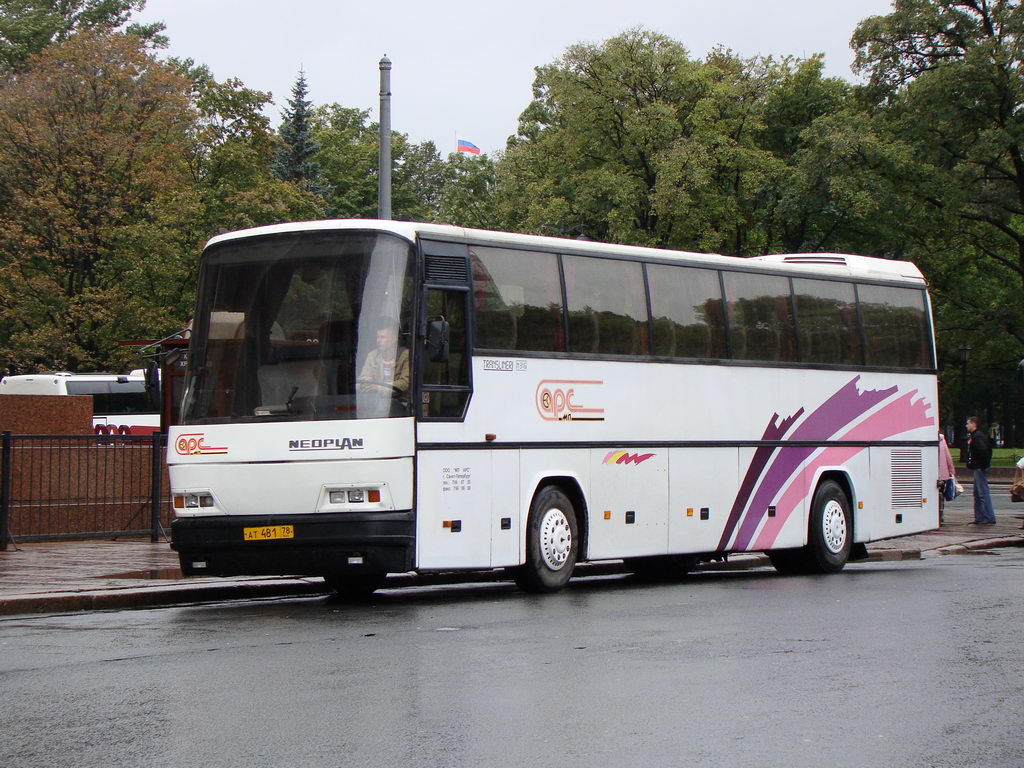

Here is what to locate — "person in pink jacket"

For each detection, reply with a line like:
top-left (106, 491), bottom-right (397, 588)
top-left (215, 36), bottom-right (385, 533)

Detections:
top-left (938, 433), bottom-right (956, 523)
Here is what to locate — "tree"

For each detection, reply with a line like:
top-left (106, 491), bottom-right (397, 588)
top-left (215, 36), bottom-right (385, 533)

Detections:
top-left (393, 139), bottom-right (445, 222)
top-left (272, 70), bottom-right (329, 201)
top-left (853, 0), bottom-right (1024, 438)
top-left (182, 60), bottom-right (325, 233)
top-left (437, 152), bottom-right (499, 228)
top-left (0, 31), bottom-right (195, 372)
top-left (310, 104), bottom-right (378, 217)
top-left (0, 0), bottom-right (164, 74)
top-left (310, 103), bottom-right (446, 221)
top-left (497, 28), bottom-right (710, 245)
top-left (495, 29), bottom-right (874, 256)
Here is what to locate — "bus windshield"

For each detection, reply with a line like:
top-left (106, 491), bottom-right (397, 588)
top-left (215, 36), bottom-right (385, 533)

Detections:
top-left (181, 230), bottom-right (415, 424)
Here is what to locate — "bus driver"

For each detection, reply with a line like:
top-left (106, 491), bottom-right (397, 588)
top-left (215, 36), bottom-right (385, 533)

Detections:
top-left (357, 320), bottom-right (410, 404)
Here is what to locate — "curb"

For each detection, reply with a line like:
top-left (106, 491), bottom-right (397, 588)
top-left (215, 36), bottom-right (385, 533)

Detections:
top-left (932, 536), bottom-right (1024, 556)
top-left (2, 538), bottom-right (1021, 616)
top-left (0, 579), bottom-right (327, 616)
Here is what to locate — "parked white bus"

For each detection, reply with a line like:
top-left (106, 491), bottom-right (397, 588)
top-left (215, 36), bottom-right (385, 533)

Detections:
top-left (0, 370), bottom-right (161, 434)
top-left (168, 220), bottom-right (939, 594)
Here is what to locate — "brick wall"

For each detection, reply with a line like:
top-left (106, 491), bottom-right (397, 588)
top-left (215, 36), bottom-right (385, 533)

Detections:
top-left (0, 395), bottom-right (92, 434)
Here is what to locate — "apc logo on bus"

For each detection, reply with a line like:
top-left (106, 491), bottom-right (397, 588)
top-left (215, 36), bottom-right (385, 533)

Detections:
top-left (535, 379), bottom-right (605, 422)
top-left (174, 433), bottom-right (228, 456)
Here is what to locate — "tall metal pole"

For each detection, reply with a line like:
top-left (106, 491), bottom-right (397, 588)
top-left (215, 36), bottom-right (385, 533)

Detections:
top-left (0, 431), bottom-right (11, 551)
top-left (378, 55), bottom-right (392, 220)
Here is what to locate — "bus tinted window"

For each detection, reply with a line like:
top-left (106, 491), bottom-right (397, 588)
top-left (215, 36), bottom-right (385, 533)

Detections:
top-left (793, 278), bottom-right (862, 365)
top-left (65, 380), bottom-right (153, 415)
top-left (563, 255), bottom-right (649, 356)
top-left (858, 284), bottom-right (932, 368)
top-left (647, 264), bottom-right (726, 359)
top-left (470, 247), bottom-right (565, 352)
top-left (723, 272), bottom-right (797, 362)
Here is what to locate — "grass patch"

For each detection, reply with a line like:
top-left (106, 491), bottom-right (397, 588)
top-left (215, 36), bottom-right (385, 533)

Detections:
top-left (955, 447), bottom-right (1023, 467)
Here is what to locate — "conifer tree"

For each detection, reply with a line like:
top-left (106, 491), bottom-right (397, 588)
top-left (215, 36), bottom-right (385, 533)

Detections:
top-left (272, 70), bottom-right (329, 200)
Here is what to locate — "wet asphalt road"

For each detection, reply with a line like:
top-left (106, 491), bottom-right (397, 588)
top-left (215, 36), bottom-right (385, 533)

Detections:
top-left (1, 551), bottom-right (1022, 768)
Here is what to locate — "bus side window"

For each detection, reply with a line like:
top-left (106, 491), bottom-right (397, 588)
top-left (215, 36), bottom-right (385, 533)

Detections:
top-left (647, 264), bottom-right (726, 360)
top-left (858, 284), bottom-right (932, 369)
top-left (793, 278), bottom-right (861, 366)
top-left (470, 246), bottom-right (565, 353)
top-left (723, 272), bottom-right (796, 363)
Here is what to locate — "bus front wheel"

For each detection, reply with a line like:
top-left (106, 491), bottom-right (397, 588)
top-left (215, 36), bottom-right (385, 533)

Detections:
top-left (806, 480), bottom-right (853, 572)
top-left (513, 486), bottom-right (578, 593)
top-left (768, 479), bottom-right (852, 575)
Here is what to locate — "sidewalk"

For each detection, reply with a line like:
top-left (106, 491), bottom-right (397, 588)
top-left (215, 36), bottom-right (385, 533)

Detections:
top-left (2, 499), bottom-right (1022, 616)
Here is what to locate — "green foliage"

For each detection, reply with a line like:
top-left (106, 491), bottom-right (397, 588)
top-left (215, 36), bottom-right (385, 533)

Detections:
top-left (494, 29), bottom-right (874, 256)
top-left (311, 104), bottom-right (377, 217)
top-left (0, 2), bottom-right (1020, 440)
top-left (310, 104), bottom-right (445, 221)
top-left (182, 60), bottom-right (326, 231)
top-left (0, 31), bottom-right (194, 371)
top-left (437, 153), bottom-right (498, 228)
top-left (852, 0), bottom-right (1024, 430)
top-left (0, 32), bottom-right (323, 373)
top-left (272, 71), bottom-right (330, 201)
top-left (0, 0), bottom-right (165, 74)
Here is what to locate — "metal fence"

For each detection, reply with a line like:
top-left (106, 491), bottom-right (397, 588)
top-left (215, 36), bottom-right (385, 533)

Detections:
top-left (0, 432), bottom-right (171, 549)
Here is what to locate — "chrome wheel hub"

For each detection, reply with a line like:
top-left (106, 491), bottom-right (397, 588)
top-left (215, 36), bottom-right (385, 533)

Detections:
top-left (539, 507), bottom-right (572, 571)
top-left (822, 500), bottom-right (847, 553)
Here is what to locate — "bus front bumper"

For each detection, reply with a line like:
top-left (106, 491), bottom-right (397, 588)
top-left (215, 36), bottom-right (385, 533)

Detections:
top-left (170, 511), bottom-right (415, 577)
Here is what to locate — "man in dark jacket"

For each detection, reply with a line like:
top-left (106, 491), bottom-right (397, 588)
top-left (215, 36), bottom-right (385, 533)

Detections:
top-left (966, 417), bottom-right (995, 524)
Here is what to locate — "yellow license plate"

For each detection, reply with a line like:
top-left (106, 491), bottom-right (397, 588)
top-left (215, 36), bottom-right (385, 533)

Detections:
top-left (243, 525), bottom-right (295, 541)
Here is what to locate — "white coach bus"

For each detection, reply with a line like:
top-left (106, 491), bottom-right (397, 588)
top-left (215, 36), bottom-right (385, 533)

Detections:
top-left (0, 369), bottom-right (161, 434)
top-left (168, 220), bottom-right (939, 594)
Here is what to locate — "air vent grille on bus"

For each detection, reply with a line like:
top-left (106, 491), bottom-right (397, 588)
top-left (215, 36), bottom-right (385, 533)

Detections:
top-left (425, 255), bottom-right (469, 283)
top-left (781, 255), bottom-right (849, 266)
top-left (890, 449), bottom-right (923, 508)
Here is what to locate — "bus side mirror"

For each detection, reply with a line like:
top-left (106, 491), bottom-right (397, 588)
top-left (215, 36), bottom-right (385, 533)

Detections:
top-left (426, 318), bottom-right (450, 363)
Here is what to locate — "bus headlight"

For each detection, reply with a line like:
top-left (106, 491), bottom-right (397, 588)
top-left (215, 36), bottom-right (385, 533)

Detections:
top-left (328, 488), bottom-right (382, 505)
top-left (173, 492), bottom-right (215, 509)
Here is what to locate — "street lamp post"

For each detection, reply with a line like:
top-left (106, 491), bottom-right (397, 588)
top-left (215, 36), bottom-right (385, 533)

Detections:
top-left (378, 55), bottom-right (392, 220)
top-left (958, 344), bottom-right (972, 461)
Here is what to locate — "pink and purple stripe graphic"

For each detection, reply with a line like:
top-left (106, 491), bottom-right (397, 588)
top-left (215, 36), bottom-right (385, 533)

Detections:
top-left (718, 376), bottom-right (934, 552)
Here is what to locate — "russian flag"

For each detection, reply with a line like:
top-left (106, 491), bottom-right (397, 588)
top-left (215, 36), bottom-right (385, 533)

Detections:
top-left (457, 139), bottom-right (481, 155)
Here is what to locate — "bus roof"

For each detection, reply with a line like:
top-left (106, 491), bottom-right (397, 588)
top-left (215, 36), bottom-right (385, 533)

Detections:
top-left (0, 369), bottom-right (147, 393)
top-left (205, 219), bottom-right (927, 284)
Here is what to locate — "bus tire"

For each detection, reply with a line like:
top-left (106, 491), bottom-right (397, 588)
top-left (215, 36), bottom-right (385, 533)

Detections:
top-left (768, 480), bottom-right (852, 575)
top-left (513, 485), bottom-right (578, 593)
top-left (324, 569), bottom-right (387, 598)
top-left (806, 479), bottom-right (852, 573)
top-left (625, 554), bottom-right (700, 582)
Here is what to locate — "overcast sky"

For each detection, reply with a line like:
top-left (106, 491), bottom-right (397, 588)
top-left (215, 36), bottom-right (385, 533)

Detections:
top-left (134, 0), bottom-right (895, 155)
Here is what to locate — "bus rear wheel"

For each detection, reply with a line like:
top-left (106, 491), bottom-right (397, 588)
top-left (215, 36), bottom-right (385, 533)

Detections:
top-left (768, 479), bottom-right (852, 575)
top-left (513, 486), bottom-right (578, 593)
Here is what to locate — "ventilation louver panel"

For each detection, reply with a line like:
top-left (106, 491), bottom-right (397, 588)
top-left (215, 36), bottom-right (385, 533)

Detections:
top-left (891, 449), bottom-right (923, 508)
top-left (425, 255), bottom-right (469, 283)
top-left (782, 255), bottom-right (849, 266)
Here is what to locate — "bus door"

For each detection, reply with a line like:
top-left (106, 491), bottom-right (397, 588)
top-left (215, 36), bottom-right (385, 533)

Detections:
top-left (414, 242), bottom-right (494, 569)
